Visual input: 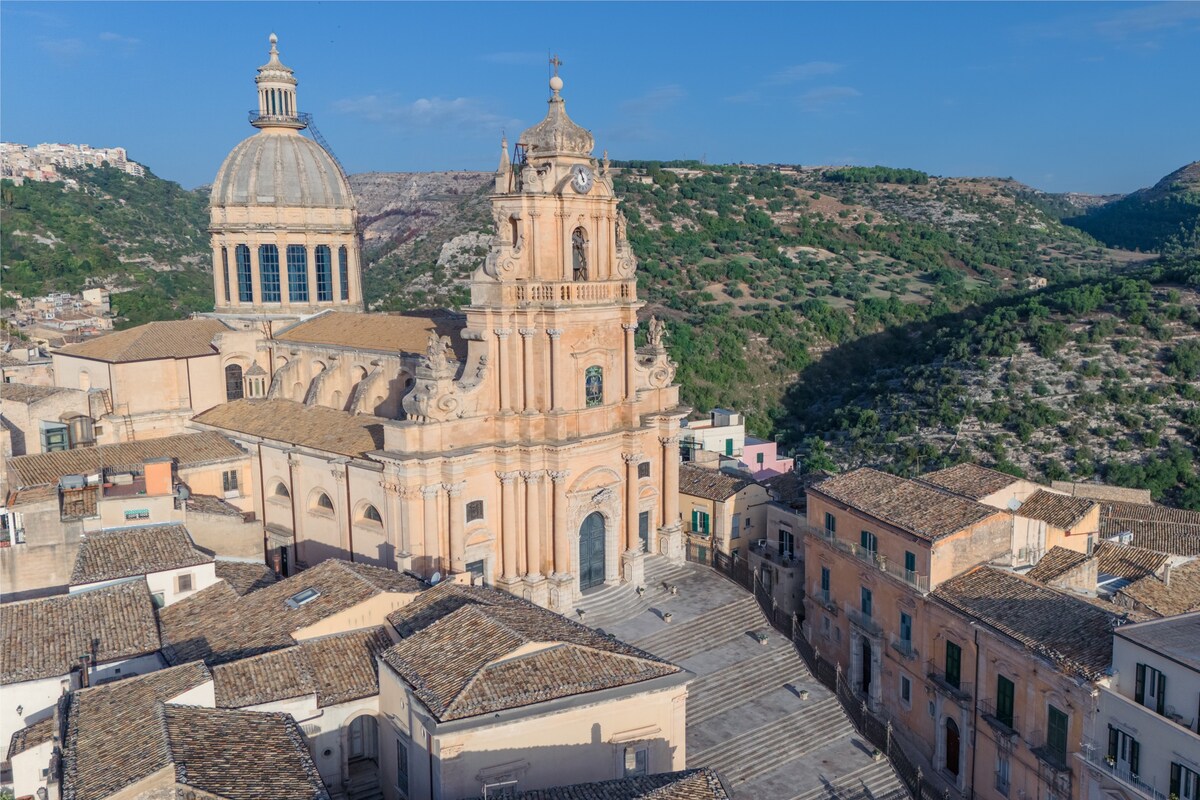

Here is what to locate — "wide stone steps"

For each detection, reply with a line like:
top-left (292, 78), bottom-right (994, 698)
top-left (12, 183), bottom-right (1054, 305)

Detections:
top-left (635, 595), bottom-right (763, 663)
top-left (345, 773), bottom-right (383, 800)
top-left (687, 646), bottom-right (809, 725)
top-left (691, 696), bottom-right (850, 785)
top-left (574, 558), bottom-right (695, 628)
top-left (786, 758), bottom-right (908, 800)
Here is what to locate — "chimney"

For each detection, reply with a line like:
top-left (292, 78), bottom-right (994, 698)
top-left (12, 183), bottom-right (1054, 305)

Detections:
top-left (143, 457), bottom-right (173, 496)
top-left (77, 654), bottom-right (91, 689)
top-left (1163, 561), bottom-right (1172, 587)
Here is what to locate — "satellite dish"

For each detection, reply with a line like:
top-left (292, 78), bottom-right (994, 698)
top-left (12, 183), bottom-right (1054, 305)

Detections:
top-left (429, 571), bottom-right (442, 585)
top-left (1007, 498), bottom-right (1021, 511)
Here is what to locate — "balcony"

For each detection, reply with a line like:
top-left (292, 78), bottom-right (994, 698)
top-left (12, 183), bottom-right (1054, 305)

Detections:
top-left (750, 539), bottom-right (800, 568)
top-left (1029, 730), bottom-right (1072, 796)
top-left (802, 523), bottom-right (930, 592)
top-left (979, 699), bottom-right (1019, 740)
top-left (889, 634), bottom-right (917, 661)
top-left (926, 661), bottom-right (972, 704)
top-left (846, 604), bottom-right (883, 638)
top-left (503, 279), bottom-right (638, 307)
top-left (1078, 741), bottom-right (1167, 800)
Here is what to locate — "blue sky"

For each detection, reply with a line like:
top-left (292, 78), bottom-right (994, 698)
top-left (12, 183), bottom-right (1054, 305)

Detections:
top-left (2, 2), bottom-right (1198, 194)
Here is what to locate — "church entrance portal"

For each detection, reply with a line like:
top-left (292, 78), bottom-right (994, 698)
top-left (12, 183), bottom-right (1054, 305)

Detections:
top-left (579, 512), bottom-right (606, 590)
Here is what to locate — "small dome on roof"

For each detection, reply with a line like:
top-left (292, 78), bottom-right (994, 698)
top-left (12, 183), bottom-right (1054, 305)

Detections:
top-left (518, 74), bottom-right (594, 159)
top-left (211, 133), bottom-right (352, 209)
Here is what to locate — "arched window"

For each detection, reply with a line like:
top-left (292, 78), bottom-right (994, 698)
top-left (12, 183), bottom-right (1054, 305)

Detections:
top-left (338, 246), bottom-right (350, 301)
top-left (315, 245), bottom-right (333, 302)
top-left (311, 492), bottom-right (334, 513)
top-left (236, 245), bottom-right (253, 303)
top-left (359, 504), bottom-right (383, 525)
top-left (259, 244), bottom-right (280, 302)
top-left (78, 370), bottom-right (91, 392)
top-left (225, 364), bottom-right (244, 401)
top-left (287, 245), bottom-right (308, 303)
top-left (571, 227), bottom-right (588, 281)
top-left (274, 482), bottom-right (291, 499)
top-left (220, 247), bottom-right (231, 304)
top-left (585, 366), bottom-right (603, 407)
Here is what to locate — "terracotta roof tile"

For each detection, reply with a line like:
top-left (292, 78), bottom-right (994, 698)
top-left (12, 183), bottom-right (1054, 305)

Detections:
top-left (214, 560), bottom-right (278, 595)
top-left (932, 567), bottom-right (1127, 680)
top-left (160, 559), bottom-right (421, 665)
top-left (1115, 559), bottom-right (1200, 617)
top-left (54, 319), bottom-right (230, 362)
top-left (1100, 502), bottom-right (1200, 555)
top-left (0, 382), bottom-right (73, 405)
top-left (212, 626), bottom-right (391, 709)
top-left (679, 463), bottom-right (758, 502)
top-left (1025, 547), bottom-right (1090, 583)
top-left (6, 431), bottom-right (245, 488)
top-left (185, 493), bottom-right (248, 518)
top-left (1017, 490), bottom-right (1096, 530)
top-left (921, 463), bottom-right (1024, 500)
top-left (193, 398), bottom-right (386, 458)
top-left (381, 584), bottom-right (680, 722)
top-left (1050, 481), bottom-right (1152, 504)
top-left (70, 524), bottom-right (211, 585)
top-left (761, 470), bottom-right (828, 510)
top-left (274, 310), bottom-right (466, 359)
top-left (811, 467), bottom-right (1004, 541)
top-left (1094, 541), bottom-right (1169, 581)
top-left (0, 581), bottom-right (161, 684)
top-left (7, 714), bottom-right (55, 761)
top-left (503, 769), bottom-right (731, 799)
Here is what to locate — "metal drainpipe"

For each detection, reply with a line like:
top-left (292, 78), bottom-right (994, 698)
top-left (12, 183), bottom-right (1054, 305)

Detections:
top-left (971, 625), bottom-right (982, 798)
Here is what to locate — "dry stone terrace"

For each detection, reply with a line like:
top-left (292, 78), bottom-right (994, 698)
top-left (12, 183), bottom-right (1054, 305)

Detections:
top-left (592, 558), bottom-right (908, 800)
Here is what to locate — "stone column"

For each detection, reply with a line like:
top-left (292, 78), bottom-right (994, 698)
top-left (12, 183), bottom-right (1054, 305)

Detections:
top-left (549, 470), bottom-right (571, 576)
top-left (519, 328), bottom-right (537, 414)
top-left (421, 485), bottom-right (441, 576)
top-left (522, 471), bottom-right (544, 577)
top-left (306, 244), bottom-right (318, 306)
top-left (660, 434), bottom-right (684, 564)
top-left (546, 329), bottom-right (564, 412)
top-left (332, 469), bottom-right (349, 558)
top-left (622, 323), bottom-right (638, 400)
top-left (249, 243), bottom-right (262, 305)
top-left (277, 233), bottom-right (290, 307)
top-left (528, 211), bottom-right (539, 276)
top-left (445, 481), bottom-right (467, 575)
top-left (622, 452), bottom-right (646, 585)
top-left (495, 329), bottom-right (512, 413)
top-left (498, 471), bottom-right (520, 582)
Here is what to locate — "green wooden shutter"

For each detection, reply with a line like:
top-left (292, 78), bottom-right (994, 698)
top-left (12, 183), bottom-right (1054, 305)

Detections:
top-left (1156, 672), bottom-right (1166, 715)
top-left (946, 641), bottom-right (962, 689)
top-left (1107, 725), bottom-right (1118, 760)
top-left (1135, 663), bottom-right (1146, 704)
top-left (1048, 705), bottom-right (1068, 763)
top-left (997, 675), bottom-right (1015, 728)
top-left (1130, 739), bottom-right (1139, 776)
top-left (691, 510), bottom-right (698, 531)
top-left (1170, 763), bottom-right (1181, 799)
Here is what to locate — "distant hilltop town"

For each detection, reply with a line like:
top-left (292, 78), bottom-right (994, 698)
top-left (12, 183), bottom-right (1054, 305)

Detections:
top-left (0, 141), bottom-right (146, 185)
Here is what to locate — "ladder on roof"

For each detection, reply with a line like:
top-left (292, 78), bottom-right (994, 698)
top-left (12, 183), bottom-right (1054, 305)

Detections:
top-left (303, 114), bottom-right (348, 179)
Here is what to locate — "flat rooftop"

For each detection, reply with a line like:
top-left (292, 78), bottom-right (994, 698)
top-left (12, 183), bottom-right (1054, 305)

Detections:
top-left (1114, 611), bottom-right (1200, 672)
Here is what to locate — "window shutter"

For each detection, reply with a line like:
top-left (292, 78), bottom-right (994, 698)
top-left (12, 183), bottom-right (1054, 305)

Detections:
top-left (1170, 762), bottom-right (1181, 799)
top-left (1135, 663), bottom-right (1146, 704)
top-left (691, 510), bottom-right (698, 531)
top-left (1107, 725), bottom-right (1117, 761)
top-left (1156, 672), bottom-right (1166, 715)
top-left (1130, 739), bottom-right (1139, 776)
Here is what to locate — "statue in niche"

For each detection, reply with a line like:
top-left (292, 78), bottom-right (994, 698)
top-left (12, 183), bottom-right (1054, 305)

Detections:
top-left (572, 227), bottom-right (588, 281)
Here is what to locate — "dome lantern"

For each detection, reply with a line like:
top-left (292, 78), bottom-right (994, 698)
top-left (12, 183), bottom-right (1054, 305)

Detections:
top-left (517, 60), bottom-right (594, 160)
top-left (252, 33), bottom-right (306, 130)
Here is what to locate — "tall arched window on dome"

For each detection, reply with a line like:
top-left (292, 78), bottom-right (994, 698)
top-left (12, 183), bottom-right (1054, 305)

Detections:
top-left (287, 245), bottom-right (308, 303)
top-left (220, 247), bottom-right (231, 304)
top-left (338, 246), bottom-right (350, 301)
top-left (225, 364), bottom-right (244, 401)
top-left (236, 245), bottom-right (253, 302)
top-left (315, 246), bottom-right (333, 302)
top-left (259, 244), bottom-right (280, 302)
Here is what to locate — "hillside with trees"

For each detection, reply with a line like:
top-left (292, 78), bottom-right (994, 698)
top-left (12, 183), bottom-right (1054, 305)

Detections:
top-left (1063, 161), bottom-right (1200, 253)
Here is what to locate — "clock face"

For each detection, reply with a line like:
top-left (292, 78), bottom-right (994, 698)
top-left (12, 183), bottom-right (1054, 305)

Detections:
top-left (570, 165), bottom-right (594, 194)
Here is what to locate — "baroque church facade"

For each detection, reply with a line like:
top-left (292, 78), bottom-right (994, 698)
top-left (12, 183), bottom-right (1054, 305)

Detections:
top-left (190, 36), bottom-right (686, 611)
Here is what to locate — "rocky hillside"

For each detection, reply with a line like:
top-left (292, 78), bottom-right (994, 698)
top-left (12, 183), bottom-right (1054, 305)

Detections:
top-left (1064, 161), bottom-right (1200, 253)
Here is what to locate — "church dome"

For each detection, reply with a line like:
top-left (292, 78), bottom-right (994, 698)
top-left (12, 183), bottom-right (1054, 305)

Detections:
top-left (518, 73), bottom-right (594, 159)
top-left (211, 132), bottom-right (352, 209)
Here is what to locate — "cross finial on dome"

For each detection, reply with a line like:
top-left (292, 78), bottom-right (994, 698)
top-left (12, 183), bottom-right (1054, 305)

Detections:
top-left (549, 54), bottom-right (564, 97)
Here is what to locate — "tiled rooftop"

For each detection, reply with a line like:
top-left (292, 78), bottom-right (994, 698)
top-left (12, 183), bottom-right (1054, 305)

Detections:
top-left (6, 431), bottom-right (245, 488)
top-left (193, 398), bottom-right (386, 458)
top-left (1113, 612), bottom-right (1200, 672)
top-left (1025, 546), bottom-right (1090, 583)
top-left (381, 583), bottom-right (681, 722)
top-left (214, 560), bottom-right (278, 595)
top-left (0, 581), bottom-right (161, 684)
top-left (762, 470), bottom-right (829, 510)
top-left (1017, 490), bottom-right (1096, 529)
top-left (921, 462), bottom-right (1023, 500)
top-left (70, 524), bottom-right (211, 585)
top-left (500, 769), bottom-right (731, 799)
top-left (212, 626), bottom-right (391, 708)
top-left (1094, 541), bottom-right (1169, 581)
top-left (932, 566), bottom-right (1127, 680)
top-left (1051, 481), bottom-right (1152, 504)
top-left (811, 467), bottom-right (1003, 541)
top-left (54, 318), bottom-right (230, 363)
top-left (679, 463), bottom-right (758, 502)
top-left (159, 559), bottom-right (421, 665)
top-left (0, 382), bottom-right (73, 405)
top-left (6, 714), bottom-right (55, 761)
top-left (1115, 559), bottom-right (1200, 618)
top-left (274, 309), bottom-right (466, 359)
top-left (1099, 501), bottom-right (1200, 555)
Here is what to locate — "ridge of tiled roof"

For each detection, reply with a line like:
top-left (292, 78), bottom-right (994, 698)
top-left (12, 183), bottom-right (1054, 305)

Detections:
top-left (274, 309), bottom-right (467, 359)
top-left (7, 714), bottom-right (55, 762)
top-left (193, 398), bottom-right (386, 458)
top-left (212, 626), bottom-right (391, 709)
top-left (1017, 490), bottom-right (1097, 530)
top-left (54, 318), bottom-right (230, 363)
top-left (678, 463), bottom-right (758, 502)
top-left (501, 768), bottom-right (731, 799)
top-left (1094, 541), bottom-right (1169, 581)
top-left (0, 382), bottom-right (73, 405)
top-left (762, 470), bottom-right (828, 509)
top-left (61, 662), bottom-right (214, 800)
top-left (811, 467), bottom-right (1004, 541)
top-left (920, 462), bottom-right (1024, 500)
top-left (933, 566), bottom-right (1125, 680)
top-left (1025, 546), bottom-right (1090, 583)
top-left (382, 592), bottom-right (680, 722)
top-left (214, 560), bottom-right (278, 595)
top-left (386, 581), bottom-right (524, 637)
top-left (0, 581), bottom-right (161, 684)
top-left (159, 559), bottom-right (421, 665)
top-left (6, 431), bottom-right (245, 488)
top-left (1051, 481), bottom-right (1152, 504)
top-left (1099, 501), bottom-right (1200, 555)
top-left (70, 524), bottom-right (211, 585)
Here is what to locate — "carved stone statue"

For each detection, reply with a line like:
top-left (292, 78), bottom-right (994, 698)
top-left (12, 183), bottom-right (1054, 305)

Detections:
top-left (647, 316), bottom-right (667, 349)
top-left (571, 228), bottom-right (588, 281)
top-left (421, 332), bottom-right (454, 377)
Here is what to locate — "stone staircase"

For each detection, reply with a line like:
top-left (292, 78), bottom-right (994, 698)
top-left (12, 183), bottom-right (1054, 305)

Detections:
top-left (785, 758), bottom-right (910, 800)
top-left (686, 645), bottom-right (811, 725)
top-left (633, 595), bottom-right (763, 663)
top-left (574, 556), bottom-right (694, 628)
top-left (690, 696), bottom-right (851, 785)
top-left (344, 768), bottom-right (383, 800)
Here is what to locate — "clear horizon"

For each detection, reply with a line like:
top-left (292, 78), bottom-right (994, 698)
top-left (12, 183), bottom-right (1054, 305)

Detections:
top-left (2, 1), bottom-right (1198, 195)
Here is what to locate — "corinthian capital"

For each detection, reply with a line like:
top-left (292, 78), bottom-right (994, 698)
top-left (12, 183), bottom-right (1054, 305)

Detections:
top-left (518, 327), bottom-right (538, 338)
top-left (622, 452), bottom-right (642, 464)
top-left (420, 485), bottom-right (442, 500)
top-left (443, 481), bottom-right (467, 496)
top-left (497, 470), bottom-right (521, 485)
top-left (520, 469), bottom-right (545, 483)
top-left (546, 328), bottom-right (564, 339)
top-left (622, 323), bottom-right (639, 333)
top-left (659, 435), bottom-right (680, 448)
top-left (549, 469), bottom-right (571, 485)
